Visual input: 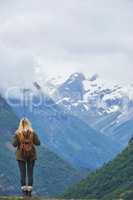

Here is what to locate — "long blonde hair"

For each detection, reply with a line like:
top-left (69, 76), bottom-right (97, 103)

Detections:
top-left (16, 118), bottom-right (33, 142)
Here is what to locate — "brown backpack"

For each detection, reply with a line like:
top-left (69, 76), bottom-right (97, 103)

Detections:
top-left (19, 130), bottom-right (34, 159)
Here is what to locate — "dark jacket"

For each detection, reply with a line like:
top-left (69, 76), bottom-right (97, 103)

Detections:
top-left (12, 131), bottom-right (40, 161)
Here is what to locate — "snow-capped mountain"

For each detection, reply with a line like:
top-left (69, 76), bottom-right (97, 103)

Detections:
top-left (49, 72), bottom-right (133, 146)
top-left (2, 72), bottom-right (133, 168)
top-left (53, 72), bottom-right (133, 115)
top-left (3, 71), bottom-right (133, 146)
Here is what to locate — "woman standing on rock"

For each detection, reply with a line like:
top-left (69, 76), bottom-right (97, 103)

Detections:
top-left (12, 118), bottom-right (40, 197)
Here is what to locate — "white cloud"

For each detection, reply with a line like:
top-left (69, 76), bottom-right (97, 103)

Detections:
top-left (0, 0), bottom-right (133, 88)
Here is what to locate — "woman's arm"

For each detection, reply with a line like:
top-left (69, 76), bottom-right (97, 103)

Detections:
top-left (12, 134), bottom-right (19, 147)
top-left (33, 132), bottom-right (41, 146)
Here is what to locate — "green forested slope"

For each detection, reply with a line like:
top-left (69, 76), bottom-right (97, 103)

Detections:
top-left (60, 139), bottom-right (133, 200)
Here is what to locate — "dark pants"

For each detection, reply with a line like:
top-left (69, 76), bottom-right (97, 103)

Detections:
top-left (18, 160), bottom-right (35, 186)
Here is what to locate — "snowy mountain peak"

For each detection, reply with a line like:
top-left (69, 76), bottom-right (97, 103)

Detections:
top-left (69, 72), bottom-right (86, 82)
top-left (48, 72), bottom-right (133, 118)
top-left (57, 72), bottom-right (86, 101)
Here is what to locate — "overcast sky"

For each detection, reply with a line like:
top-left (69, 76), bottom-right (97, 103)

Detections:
top-left (0, 0), bottom-right (133, 88)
